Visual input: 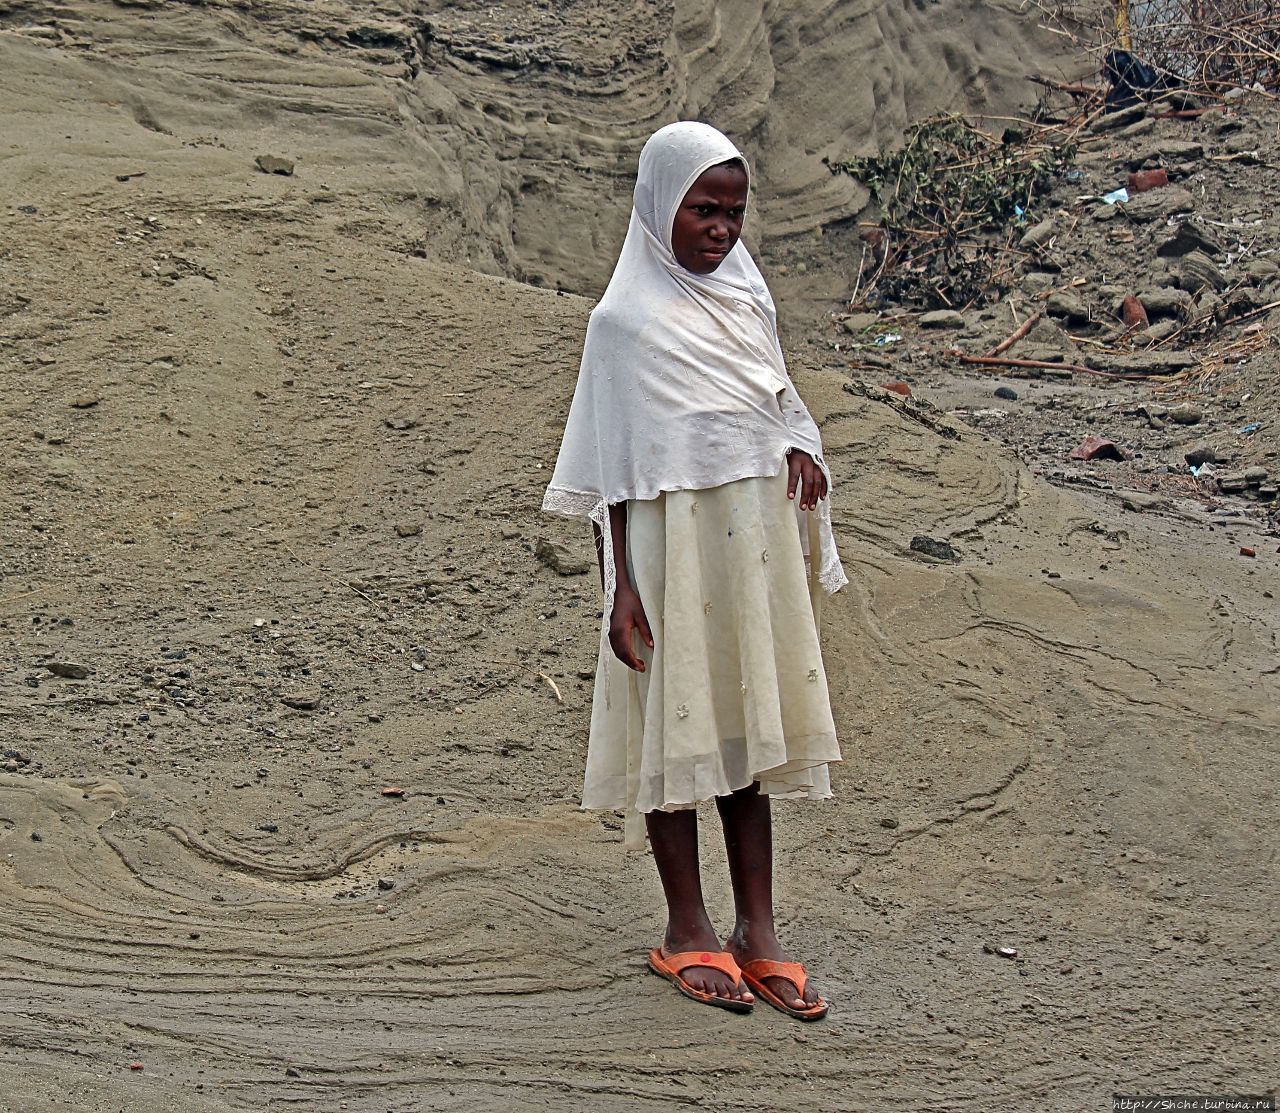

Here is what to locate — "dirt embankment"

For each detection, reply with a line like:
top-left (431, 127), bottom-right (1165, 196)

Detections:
top-left (2, 4), bottom-right (1277, 1112)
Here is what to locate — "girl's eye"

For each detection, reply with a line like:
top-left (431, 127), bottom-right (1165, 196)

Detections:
top-left (729, 209), bottom-right (744, 219)
top-left (694, 205), bottom-right (712, 215)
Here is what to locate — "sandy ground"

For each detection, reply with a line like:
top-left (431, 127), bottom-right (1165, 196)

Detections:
top-left (2, 4), bottom-right (1278, 1112)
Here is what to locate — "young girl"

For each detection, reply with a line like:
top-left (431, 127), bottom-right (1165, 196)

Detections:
top-left (543, 121), bottom-right (846, 1020)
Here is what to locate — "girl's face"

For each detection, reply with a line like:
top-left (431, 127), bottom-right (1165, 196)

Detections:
top-left (670, 160), bottom-right (748, 274)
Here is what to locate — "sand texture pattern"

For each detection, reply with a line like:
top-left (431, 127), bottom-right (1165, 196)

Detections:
top-left (2, 4), bottom-right (1277, 1112)
top-left (3, 0), bottom-right (1071, 297)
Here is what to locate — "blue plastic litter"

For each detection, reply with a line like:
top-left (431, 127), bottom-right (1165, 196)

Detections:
top-left (1102, 187), bottom-right (1130, 204)
top-left (1238, 422), bottom-right (1262, 434)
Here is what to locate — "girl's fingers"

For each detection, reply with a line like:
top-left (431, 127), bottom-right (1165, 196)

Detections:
top-left (637, 610), bottom-right (654, 650)
top-left (787, 454), bottom-right (800, 500)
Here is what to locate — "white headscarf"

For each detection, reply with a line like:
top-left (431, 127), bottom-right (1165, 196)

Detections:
top-left (543, 121), bottom-right (847, 602)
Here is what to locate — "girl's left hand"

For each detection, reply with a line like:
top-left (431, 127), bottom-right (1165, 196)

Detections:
top-left (787, 449), bottom-right (828, 511)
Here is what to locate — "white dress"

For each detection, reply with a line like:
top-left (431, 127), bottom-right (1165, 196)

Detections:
top-left (582, 463), bottom-right (842, 847)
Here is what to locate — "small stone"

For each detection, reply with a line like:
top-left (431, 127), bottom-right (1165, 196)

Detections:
top-left (285, 1067), bottom-right (302, 1079)
top-left (384, 416), bottom-right (418, 431)
top-left (840, 312), bottom-right (880, 335)
top-left (1156, 220), bottom-right (1223, 258)
top-left (994, 386), bottom-right (1019, 401)
top-left (910, 535), bottom-right (958, 561)
top-left (1018, 219), bottom-right (1056, 250)
top-left (1243, 258), bottom-right (1279, 285)
top-left (377, 877), bottom-right (396, 891)
top-left (535, 538), bottom-right (591, 576)
top-left (1120, 492), bottom-right (1169, 513)
top-left (1218, 473), bottom-right (1248, 493)
top-left (1045, 290), bottom-right (1089, 324)
top-left (1168, 404), bottom-right (1202, 426)
top-left (1020, 272), bottom-right (1055, 296)
top-left (1240, 546), bottom-right (1257, 558)
top-left (879, 817), bottom-right (899, 829)
top-left (46, 661), bottom-right (91, 679)
top-left (258, 823), bottom-right (279, 833)
top-left (919, 309), bottom-right (965, 330)
top-left (1135, 287), bottom-right (1191, 319)
top-left (281, 691), bottom-right (320, 710)
top-left (1142, 320), bottom-right (1180, 343)
top-left (1119, 187), bottom-right (1195, 224)
top-left (1184, 444), bottom-right (1218, 467)
top-left (70, 394), bottom-right (101, 409)
top-left (394, 521), bottom-right (422, 538)
top-left (1243, 466), bottom-right (1269, 484)
top-left (1024, 315), bottom-right (1070, 351)
top-left (881, 381), bottom-right (912, 398)
top-left (255, 155), bottom-right (295, 176)
top-left (381, 786), bottom-right (406, 798)
top-left (1129, 139), bottom-right (1204, 167)
top-left (1172, 251), bottom-right (1226, 294)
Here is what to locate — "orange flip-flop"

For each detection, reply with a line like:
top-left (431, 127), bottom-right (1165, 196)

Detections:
top-left (738, 959), bottom-right (829, 1021)
top-left (646, 948), bottom-right (754, 1013)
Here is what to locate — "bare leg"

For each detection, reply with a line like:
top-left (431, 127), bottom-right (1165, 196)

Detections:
top-left (647, 808), bottom-right (752, 1003)
top-left (717, 783), bottom-right (824, 1010)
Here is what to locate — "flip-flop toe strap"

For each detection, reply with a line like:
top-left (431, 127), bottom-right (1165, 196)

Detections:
top-left (742, 959), bottom-right (809, 998)
top-left (663, 950), bottom-right (743, 981)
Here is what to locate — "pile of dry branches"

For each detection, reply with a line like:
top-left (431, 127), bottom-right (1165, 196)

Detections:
top-left (1034, 0), bottom-right (1280, 95)
top-left (826, 115), bottom-right (1082, 310)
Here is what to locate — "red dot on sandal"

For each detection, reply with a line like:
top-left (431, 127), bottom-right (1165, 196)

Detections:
top-left (699, 952), bottom-right (712, 963)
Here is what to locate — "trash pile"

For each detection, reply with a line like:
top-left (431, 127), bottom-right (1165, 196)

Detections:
top-left (1041, 0), bottom-right (1280, 103)
top-left (827, 77), bottom-right (1280, 534)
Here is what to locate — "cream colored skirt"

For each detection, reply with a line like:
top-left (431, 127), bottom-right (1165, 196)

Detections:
top-left (582, 466), bottom-right (841, 848)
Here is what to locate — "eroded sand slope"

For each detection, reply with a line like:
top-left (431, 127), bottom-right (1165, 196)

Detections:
top-left (2, 6), bottom-right (1277, 1112)
top-left (2, 0), bottom-right (1074, 295)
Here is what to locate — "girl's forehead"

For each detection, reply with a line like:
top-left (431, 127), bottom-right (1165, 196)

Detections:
top-left (685, 162), bottom-right (749, 197)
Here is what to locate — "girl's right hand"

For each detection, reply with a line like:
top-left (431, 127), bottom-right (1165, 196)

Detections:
top-left (609, 585), bottom-right (653, 671)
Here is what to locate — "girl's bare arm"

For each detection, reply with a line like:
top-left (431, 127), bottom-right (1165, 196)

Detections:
top-left (594, 504), bottom-right (653, 672)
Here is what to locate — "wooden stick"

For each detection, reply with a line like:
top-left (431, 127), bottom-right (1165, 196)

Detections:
top-left (1026, 74), bottom-right (1099, 96)
top-left (1219, 298), bottom-right (1280, 328)
top-left (985, 312), bottom-right (1041, 357)
top-left (1152, 106), bottom-right (1229, 119)
top-left (948, 351), bottom-right (1160, 380)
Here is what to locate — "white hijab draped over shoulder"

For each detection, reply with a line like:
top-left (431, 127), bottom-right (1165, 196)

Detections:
top-left (542, 121), bottom-right (847, 602)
